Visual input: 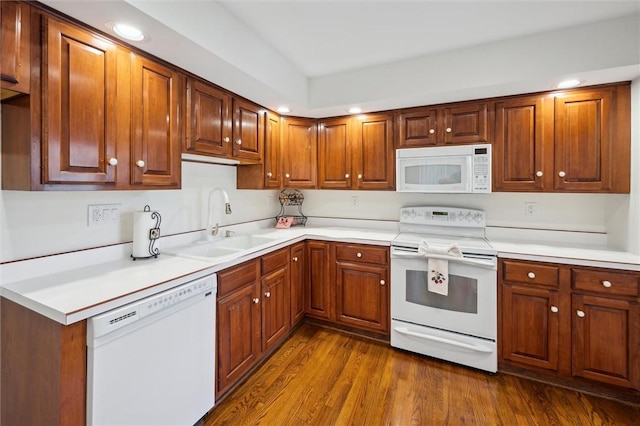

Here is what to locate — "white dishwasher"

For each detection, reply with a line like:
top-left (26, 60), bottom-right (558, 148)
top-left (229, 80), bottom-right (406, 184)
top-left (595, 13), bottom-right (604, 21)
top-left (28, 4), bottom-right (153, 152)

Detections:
top-left (87, 274), bottom-right (217, 426)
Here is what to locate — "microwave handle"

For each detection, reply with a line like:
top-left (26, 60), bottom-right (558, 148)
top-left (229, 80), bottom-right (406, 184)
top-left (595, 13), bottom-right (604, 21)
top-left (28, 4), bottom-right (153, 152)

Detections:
top-left (393, 326), bottom-right (494, 353)
top-left (391, 250), bottom-right (497, 270)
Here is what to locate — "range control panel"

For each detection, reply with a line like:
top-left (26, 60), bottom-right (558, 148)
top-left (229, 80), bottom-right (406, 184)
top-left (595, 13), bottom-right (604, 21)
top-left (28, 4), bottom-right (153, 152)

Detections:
top-left (400, 207), bottom-right (486, 227)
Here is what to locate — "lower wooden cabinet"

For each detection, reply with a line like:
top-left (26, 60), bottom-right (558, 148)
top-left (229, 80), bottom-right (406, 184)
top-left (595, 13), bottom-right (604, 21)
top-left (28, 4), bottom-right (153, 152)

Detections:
top-left (305, 240), bottom-right (332, 320)
top-left (499, 259), bottom-right (640, 392)
top-left (260, 249), bottom-right (291, 352)
top-left (290, 242), bottom-right (306, 325)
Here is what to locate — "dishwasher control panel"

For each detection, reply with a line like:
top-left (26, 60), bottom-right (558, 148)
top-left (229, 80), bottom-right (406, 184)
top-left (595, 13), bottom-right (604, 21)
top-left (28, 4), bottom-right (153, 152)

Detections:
top-left (88, 274), bottom-right (216, 340)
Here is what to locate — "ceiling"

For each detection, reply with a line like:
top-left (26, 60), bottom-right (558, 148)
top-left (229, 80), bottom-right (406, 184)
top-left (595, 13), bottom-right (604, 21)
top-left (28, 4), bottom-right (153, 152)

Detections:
top-left (40, 1), bottom-right (640, 117)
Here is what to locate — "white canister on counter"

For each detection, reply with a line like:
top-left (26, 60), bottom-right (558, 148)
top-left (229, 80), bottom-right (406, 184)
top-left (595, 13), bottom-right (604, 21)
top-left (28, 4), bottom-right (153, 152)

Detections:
top-left (132, 205), bottom-right (161, 259)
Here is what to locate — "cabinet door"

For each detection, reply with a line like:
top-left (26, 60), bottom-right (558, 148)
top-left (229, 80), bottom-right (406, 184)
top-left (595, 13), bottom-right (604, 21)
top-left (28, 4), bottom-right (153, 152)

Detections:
top-left (130, 54), bottom-right (183, 187)
top-left (572, 294), bottom-right (639, 389)
top-left (397, 108), bottom-right (439, 147)
top-left (185, 78), bottom-right (231, 157)
top-left (42, 17), bottom-right (118, 184)
top-left (352, 113), bottom-right (395, 190)
top-left (443, 102), bottom-right (489, 145)
top-left (1, 1), bottom-right (30, 94)
top-left (305, 241), bottom-right (331, 319)
top-left (282, 117), bottom-right (317, 188)
top-left (494, 95), bottom-right (553, 191)
top-left (554, 87), bottom-right (615, 192)
top-left (290, 242), bottom-right (306, 326)
top-left (232, 98), bottom-right (263, 162)
top-left (264, 111), bottom-right (282, 188)
top-left (216, 282), bottom-right (261, 396)
top-left (261, 266), bottom-right (290, 352)
top-left (318, 117), bottom-right (352, 189)
top-left (501, 284), bottom-right (560, 371)
top-left (335, 261), bottom-right (389, 333)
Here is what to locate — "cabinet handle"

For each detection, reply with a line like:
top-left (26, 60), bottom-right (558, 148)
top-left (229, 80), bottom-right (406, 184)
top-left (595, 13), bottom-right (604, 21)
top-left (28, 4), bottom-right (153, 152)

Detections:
top-left (223, 137), bottom-right (229, 143)
top-left (236, 139), bottom-right (242, 145)
top-left (108, 158), bottom-right (118, 166)
top-left (550, 306), bottom-right (559, 313)
top-left (380, 280), bottom-right (386, 285)
top-left (357, 174), bottom-right (363, 179)
top-left (446, 127), bottom-right (452, 133)
top-left (527, 272), bottom-right (536, 279)
top-left (285, 173), bottom-right (290, 178)
top-left (266, 172), bottom-right (273, 178)
top-left (345, 173), bottom-right (350, 178)
top-left (429, 129), bottom-right (435, 134)
top-left (602, 280), bottom-right (612, 288)
top-left (558, 171), bottom-right (566, 178)
top-left (356, 252), bottom-right (362, 258)
top-left (576, 310), bottom-right (585, 318)
top-left (264, 291), bottom-right (271, 298)
top-left (535, 171), bottom-right (543, 177)
top-left (136, 160), bottom-right (145, 168)
top-left (253, 298), bottom-right (260, 304)
top-left (293, 256), bottom-right (298, 262)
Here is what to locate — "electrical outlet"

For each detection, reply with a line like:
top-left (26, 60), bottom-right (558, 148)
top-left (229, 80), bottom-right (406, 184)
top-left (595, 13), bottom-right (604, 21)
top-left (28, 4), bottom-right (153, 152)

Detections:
top-left (88, 204), bottom-right (121, 227)
top-left (351, 196), bottom-right (359, 207)
top-left (524, 202), bottom-right (537, 217)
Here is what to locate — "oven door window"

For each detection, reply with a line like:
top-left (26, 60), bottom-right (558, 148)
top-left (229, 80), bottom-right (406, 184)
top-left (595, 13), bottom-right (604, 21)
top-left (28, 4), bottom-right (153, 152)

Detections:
top-left (406, 270), bottom-right (477, 313)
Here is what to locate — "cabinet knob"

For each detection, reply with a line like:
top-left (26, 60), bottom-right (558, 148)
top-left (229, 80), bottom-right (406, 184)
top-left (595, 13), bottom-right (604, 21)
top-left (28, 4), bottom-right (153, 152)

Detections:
top-left (576, 310), bottom-right (585, 318)
top-left (558, 171), bottom-right (566, 178)
top-left (285, 173), bottom-right (290, 178)
top-left (253, 298), bottom-right (260, 304)
top-left (602, 280), bottom-right (612, 288)
top-left (136, 160), bottom-right (145, 168)
top-left (356, 252), bottom-right (362, 258)
top-left (108, 158), bottom-right (118, 166)
top-left (429, 129), bottom-right (435, 134)
top-left (527, 272), bottom-right (536, 279)
top-left (550, 306), bottom-right (559, 313)
top-left (264, 291), bottom-right (271, 298)
top-left (535, 171), bottom-right (543, 177)
top-left (446, 127), bottom-right (452, 133)
top-left (236, 139), bottom-right (242, 145)
top-left (345, 173), bottom-right (350, 178)
top-left (293, 256), bottom-right (298, 262)
top-left (266, 172), bottom-right (273, 177)
top-left (223, 137), bottom-right (230, 143)
top-left (380, 280), bottom-right (386, 285)
top-left (357, 174), bottom-right (363, 179)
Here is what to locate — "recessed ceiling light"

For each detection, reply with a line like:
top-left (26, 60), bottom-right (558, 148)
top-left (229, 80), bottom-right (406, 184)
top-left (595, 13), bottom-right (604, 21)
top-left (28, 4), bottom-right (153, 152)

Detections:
top-left (277, 106), bottom-right (290, 114)
top-left (348, 107), bottom-right (362, 114)
top-left (556, 79), bottom-right (581, 89)
top-left (112, 23), bottom-right (145, 41)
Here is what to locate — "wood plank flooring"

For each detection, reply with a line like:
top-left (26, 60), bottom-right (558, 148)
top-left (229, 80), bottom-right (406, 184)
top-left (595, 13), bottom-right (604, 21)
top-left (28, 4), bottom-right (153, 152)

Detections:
top-left (203, 324), bottom-right (640, 425)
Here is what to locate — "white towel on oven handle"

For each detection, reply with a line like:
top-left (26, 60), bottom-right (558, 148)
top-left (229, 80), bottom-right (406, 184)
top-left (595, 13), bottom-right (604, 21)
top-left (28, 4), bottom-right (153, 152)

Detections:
top-left (417, 241), bottom-right (463, 296)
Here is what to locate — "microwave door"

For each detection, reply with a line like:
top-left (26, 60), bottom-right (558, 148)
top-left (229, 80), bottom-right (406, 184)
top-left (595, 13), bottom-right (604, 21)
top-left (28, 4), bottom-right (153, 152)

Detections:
top-left (399, 156), bottom-right (471, 192)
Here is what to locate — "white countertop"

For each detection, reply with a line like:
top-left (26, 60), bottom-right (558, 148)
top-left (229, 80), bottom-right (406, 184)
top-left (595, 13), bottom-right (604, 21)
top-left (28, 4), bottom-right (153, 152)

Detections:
top-left (1, 219), bottom-right (638, 325)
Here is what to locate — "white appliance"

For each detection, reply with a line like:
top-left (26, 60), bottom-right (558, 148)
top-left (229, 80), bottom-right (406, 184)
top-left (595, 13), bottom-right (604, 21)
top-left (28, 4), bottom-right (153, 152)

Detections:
top-left (396, 144), bottom-right (491, 193)
top-left (390, 207), bottom-right (498, 372)
top-left (87, 274), bottom-right (217, 426)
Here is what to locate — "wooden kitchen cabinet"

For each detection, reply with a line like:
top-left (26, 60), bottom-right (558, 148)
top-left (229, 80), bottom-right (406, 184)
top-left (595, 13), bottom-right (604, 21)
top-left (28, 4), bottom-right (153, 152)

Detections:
top-left (216, 259), bottom-right (262, 397)
top-left (499, 259), bottom-right (640, 394)
top-left (1, 1), bottom-right (31, 95)
top-left (260, 248), bottom-right (291, 352)
top-left (305, 240), bottom-right (332, 319)
top-left (397, 101), bottom-right (489, 147)
top-left (237, 110), bottom-right (282, 189)
top-left (318, 117), bottom-right (352, 189)
top-left (282, 116), bottom-right (317, 188)
top-left (290, 242), bottom-right (306, 326)
top-left (232, 98), bottom-right (264, 162)
top-left (334, 243), bottom-right (390, 333)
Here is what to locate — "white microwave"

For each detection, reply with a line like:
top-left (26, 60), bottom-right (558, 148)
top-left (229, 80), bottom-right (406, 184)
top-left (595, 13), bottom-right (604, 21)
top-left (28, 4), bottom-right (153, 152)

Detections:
top-left (396, 144), bottom-right (492, 193)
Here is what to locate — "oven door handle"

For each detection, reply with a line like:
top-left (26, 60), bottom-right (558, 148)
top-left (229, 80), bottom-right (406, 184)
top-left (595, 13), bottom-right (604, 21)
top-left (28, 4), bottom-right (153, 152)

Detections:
top-left (394, 327), bottom-right (493, 353)
top-left (391, 250), bottom-right (496, 269)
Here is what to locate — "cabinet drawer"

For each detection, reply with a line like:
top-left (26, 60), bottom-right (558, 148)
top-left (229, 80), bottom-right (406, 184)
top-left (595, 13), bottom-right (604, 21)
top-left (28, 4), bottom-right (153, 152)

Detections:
top-left (261, 248), bottom-right (289, 275)
top-left (502, 260), bottom-right (559, 288)
top-left (217, 259), bottom-right (259, 297)
top-left (573, 268), bottom-right (639, 297)
top-left (335, 244), bottom-right (388, 265)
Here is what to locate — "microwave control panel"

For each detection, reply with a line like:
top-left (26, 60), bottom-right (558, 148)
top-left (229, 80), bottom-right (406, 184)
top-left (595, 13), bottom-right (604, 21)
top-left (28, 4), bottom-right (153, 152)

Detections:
top-left (472, 146), bottom-right (491, 192)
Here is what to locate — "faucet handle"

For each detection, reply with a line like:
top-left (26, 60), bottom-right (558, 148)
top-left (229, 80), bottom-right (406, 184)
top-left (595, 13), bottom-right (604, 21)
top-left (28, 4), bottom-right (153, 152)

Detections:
top-left (225, 230), bottom-right (236, 238)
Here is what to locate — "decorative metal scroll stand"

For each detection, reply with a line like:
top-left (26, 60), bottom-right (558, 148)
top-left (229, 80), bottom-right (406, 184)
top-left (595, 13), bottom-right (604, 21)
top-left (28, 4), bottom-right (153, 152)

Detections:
top-left (131, 205), bottom-right (162, 260)
top-left (276, 189), bottom-right (307, 226)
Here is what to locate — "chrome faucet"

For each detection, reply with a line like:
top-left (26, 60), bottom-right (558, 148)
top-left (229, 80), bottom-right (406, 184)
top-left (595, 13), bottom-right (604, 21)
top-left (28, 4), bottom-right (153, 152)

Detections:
top-left (206, 188), bottom-right (232, 240)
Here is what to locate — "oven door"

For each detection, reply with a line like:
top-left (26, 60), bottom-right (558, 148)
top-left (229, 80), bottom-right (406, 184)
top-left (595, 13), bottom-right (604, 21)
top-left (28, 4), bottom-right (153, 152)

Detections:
top-left (390, 249), bottom-right (497, 340)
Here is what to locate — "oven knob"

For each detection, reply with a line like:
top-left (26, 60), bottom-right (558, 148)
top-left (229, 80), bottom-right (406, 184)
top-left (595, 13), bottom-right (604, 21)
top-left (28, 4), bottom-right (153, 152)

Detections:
top-left (402, 210), bottom-right (409, 218)
top-left (465, 213), bottom-right (472, 221)
top-left (473, 213), bottom-right (482, 222)
top-left (458, 212), bottom-right (464, 221)
top-left (409, 210), bottom-right (417, 218)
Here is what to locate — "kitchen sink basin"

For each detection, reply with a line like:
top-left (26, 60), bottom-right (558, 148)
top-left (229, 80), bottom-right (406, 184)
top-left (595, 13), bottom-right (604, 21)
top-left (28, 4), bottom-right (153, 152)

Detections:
top-left (164, 234), bottom-right (279, 260)
top-left (168, 243), bottom-right (239, 258)
top-left (217, 234), bottom-right (277, 250)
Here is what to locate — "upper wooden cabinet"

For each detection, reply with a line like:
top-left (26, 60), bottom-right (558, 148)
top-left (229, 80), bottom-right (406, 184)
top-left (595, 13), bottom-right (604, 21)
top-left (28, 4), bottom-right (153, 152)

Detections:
top-left (494, 83), bottom-right (631, 193)
top-left (237, 111), bottom-right (281, 189)
top-left (317, 117), bottom-right (352, 189)
top-left (185, 78), bottom-right (232, 158)
top-left (397, 101), bottom-right (489, 148)
top-left (1, 1), bottom-right (31, 95)
top-left (232, 98), bottom-right (264, 162)
top-left (282, 117), bottom-right (317, 189)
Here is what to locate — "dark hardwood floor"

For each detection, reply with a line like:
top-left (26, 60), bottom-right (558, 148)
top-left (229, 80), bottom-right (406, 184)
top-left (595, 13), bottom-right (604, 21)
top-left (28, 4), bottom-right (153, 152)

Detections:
top-left (203, 324), bottom-right (640, 425)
